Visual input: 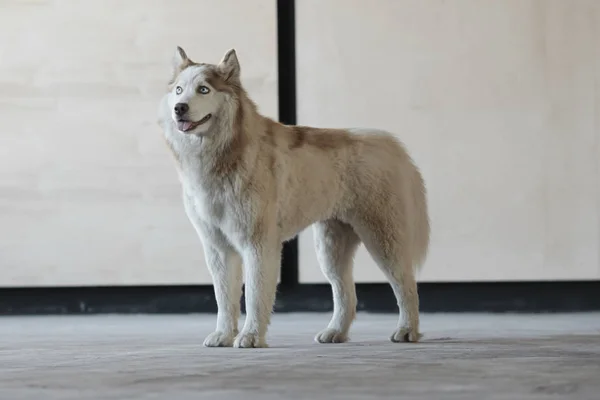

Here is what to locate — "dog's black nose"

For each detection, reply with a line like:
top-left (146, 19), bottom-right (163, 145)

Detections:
top-left (174, 103), bottom-right (189, 116)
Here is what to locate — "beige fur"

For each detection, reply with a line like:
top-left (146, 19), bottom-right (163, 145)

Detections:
top-left (157, 47), bottom-right (430, 348)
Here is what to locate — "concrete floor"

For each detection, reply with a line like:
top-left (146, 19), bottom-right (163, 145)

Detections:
top-left (1, 313), bottom-right (599, 399)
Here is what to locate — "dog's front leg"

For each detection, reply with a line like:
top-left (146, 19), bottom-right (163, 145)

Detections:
top-left (202, 245), bottom-right (243, 347)
top-left (234, 241), bottom-right (281, 348)
top-left (182, 194), bottom-right (243, 347)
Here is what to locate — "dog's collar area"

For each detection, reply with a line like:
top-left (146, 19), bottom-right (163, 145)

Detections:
top-left (177, 113), bottom-right (212, 132)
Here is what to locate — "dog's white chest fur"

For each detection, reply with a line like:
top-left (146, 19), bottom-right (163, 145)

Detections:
top-left (168, 135), bottom-right (227, 225)
top-left (184, 182), bottom-right (225, 223)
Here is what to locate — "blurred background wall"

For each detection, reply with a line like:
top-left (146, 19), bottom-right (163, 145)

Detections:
top-left (296, 0), bottom-right (600, 283)
top-left (0, 0), bottom-right (278, 286)
top-left (0, 1), bottom-right (598, 292)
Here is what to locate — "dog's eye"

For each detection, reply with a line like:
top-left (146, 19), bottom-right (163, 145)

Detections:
top-left (198, 86), bottom-right (210, 94)
top-left (175, 86), bottom-right (183, 95)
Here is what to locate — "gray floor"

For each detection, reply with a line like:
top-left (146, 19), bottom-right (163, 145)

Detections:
top-left (1, 313), bottom-right (599, 399)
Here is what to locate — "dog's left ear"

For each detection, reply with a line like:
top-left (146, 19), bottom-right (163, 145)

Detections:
top-left (218, 49), bottom-right (240, 81)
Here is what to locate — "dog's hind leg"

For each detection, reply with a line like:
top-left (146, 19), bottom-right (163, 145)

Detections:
top-left (353, 218), bottom-right (421, 343)
top-left (313, 220), bottom-right (361, 344)
top-left (384, 254), bottom-right (421, 343)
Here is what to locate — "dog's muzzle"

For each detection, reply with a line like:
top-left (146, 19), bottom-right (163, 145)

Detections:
top-left (177, 114), bottom-right (212, 132)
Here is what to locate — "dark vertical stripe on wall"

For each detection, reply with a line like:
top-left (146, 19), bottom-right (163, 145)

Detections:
top-left (277, 0), bottom-right (299, 287)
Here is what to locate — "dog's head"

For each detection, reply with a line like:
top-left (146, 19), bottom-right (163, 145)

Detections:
top-left (164, 47), bottom-right (241, 136)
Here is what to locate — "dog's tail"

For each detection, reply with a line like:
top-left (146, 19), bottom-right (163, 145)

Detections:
top-left (410, 166), bottom-right (431, 271)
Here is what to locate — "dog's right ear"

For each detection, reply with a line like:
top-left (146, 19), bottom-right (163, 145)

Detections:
top-left (173, 46), bottom-right (190, 69)
top-left (170, 46), bottom-right (193, 82)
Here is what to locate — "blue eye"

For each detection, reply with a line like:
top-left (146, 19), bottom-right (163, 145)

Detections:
top-left (198, 86), bottom-right (210, 94)
top-left (175, 86), bottom-right (183, 95)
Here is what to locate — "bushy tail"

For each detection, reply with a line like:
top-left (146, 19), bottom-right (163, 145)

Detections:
top-left (410, 167), bottom-right (431, 271)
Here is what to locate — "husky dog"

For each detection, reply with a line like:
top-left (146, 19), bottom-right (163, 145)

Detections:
top-left (157, 47), bottom-right (430, 348)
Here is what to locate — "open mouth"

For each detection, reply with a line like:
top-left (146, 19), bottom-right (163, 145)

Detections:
top-left (177, 114), bottom-right (212, 132)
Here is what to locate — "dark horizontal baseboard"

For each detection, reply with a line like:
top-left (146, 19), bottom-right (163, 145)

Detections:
top-left (1, 281), bottom-right (599, 315)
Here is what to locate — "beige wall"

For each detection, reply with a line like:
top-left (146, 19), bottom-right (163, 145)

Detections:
top-left (0, 0), bottom-right (278, 286)
top-left (297, 0), bottom-right (600, 282)
top-left (1, 0), bottom-right (598, 287)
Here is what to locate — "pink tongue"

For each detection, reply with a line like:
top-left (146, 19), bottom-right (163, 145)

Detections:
top-left (178, 121), bottom-right (194, 131)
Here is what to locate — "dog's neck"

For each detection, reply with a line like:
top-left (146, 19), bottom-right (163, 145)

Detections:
top-left (207, 87), bottom-right (256, 151)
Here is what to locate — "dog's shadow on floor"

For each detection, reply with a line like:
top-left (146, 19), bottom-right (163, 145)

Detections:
top-left (267, 333), bottom-right (600, 349)
top-left (267, 336), bottom-right (460, 349)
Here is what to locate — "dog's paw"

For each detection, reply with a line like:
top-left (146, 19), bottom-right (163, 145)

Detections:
top-left (390, 327), bottom-right (422, 343)
top-left (314, 328), bottom-right (349, 344)
top-left (233, 331), bottom-right (267, 348)
top-left (203, 331), bottom-right (236, 347)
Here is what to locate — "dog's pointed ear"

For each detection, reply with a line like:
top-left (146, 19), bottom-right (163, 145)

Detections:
top-left (170, 46), bottom-right (194, 82)
top-left (217, 49), bottom-right (240, 81)
top-left (173, 46), bottom-right (191, 69)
